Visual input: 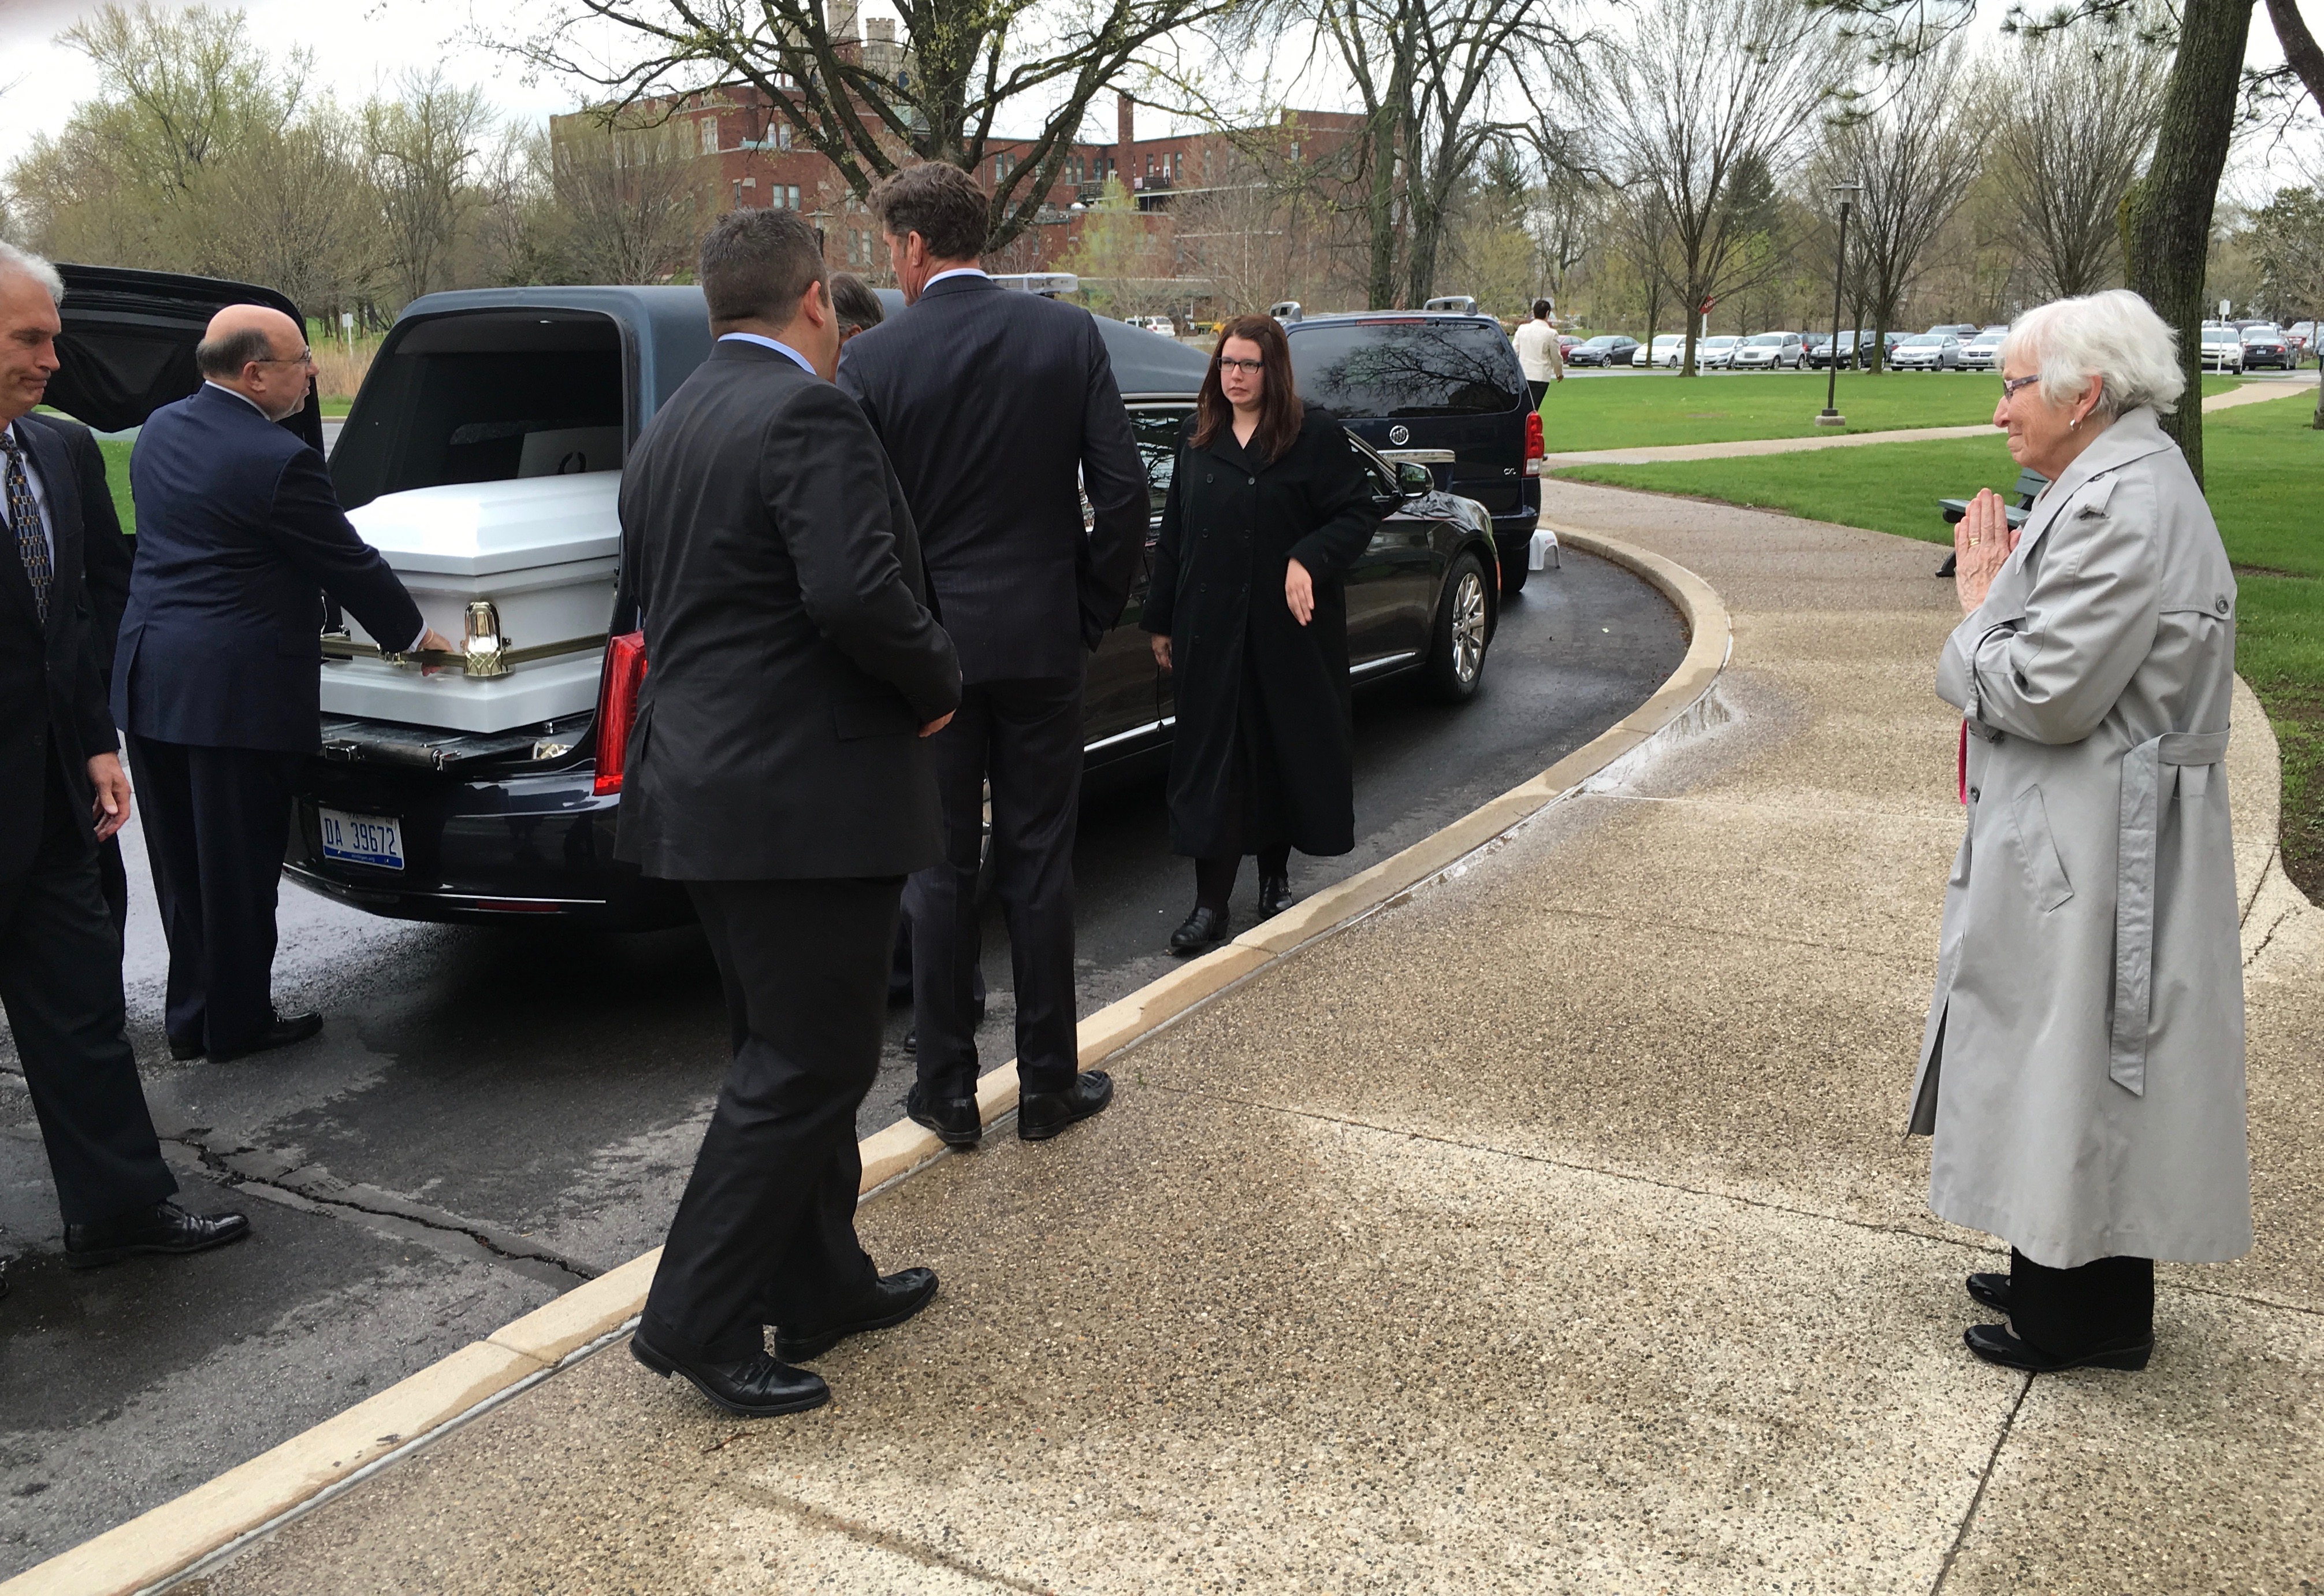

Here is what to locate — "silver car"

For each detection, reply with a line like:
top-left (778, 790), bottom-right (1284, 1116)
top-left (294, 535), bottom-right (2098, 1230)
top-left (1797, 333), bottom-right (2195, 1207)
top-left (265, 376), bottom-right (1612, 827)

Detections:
top-left (1891, 333), bottom-right (1963, 370)
top-left (1959, 332), bottom-right (2006, 372)
top-left (1730, 331), bottom-right (1804, 370)
top-left (2199, 322), bottom-right (2244, 371)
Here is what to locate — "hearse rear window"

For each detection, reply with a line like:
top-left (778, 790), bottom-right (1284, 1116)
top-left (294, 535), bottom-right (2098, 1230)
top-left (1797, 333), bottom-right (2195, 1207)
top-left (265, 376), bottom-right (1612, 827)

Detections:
top-left (1289, 321), bottom-right (1526, 418)
top-left (330, 310), bottom-right (625, 511)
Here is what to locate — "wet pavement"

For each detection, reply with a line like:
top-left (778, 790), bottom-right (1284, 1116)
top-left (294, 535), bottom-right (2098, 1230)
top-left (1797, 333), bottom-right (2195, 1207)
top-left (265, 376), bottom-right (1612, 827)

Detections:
top-left (0, 549), bottom-right (1684, 1575)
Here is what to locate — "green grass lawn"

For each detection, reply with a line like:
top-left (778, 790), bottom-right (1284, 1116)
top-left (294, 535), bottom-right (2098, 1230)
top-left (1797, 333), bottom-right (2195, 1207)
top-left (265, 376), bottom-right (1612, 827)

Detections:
top-left (1538, 369), bottom-right (2244, 451)
top-left (96, 439), bottom-right (136, 532)
top-left (1554, 393), bottom-right (2324, 899)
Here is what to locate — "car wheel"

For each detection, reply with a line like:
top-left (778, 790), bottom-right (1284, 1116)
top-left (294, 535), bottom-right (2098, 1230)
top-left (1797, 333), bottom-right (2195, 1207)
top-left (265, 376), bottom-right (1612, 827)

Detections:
top-left (1429, 552), bottom-right (1493, 702)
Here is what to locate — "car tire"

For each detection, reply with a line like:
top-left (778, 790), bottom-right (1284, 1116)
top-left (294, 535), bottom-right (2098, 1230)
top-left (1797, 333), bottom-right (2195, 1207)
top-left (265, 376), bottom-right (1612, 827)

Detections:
top-left (1497, 548), bottom-right (1530, 595)
top-left (1429, 552), bottom-right (1493, 703)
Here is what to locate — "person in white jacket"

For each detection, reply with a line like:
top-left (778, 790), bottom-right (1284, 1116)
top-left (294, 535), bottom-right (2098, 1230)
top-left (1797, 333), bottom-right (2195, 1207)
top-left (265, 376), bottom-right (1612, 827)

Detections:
top-left (1511, 299), bottom-right (1563, 406)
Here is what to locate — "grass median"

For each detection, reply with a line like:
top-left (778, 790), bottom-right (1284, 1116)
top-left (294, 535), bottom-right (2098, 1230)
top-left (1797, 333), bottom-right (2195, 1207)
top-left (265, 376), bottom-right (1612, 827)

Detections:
top-left (1539, 369), bottom-right (2243, 451)
top-left (1553, 394), bottom-right (2324, 901)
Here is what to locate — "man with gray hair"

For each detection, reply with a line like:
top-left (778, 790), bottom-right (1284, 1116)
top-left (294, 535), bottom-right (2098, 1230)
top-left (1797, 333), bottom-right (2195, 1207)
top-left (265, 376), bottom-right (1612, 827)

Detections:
top-left (0, 240), bottom-right (249, 1270)
top-left (118, 302), bottom-right (451, 1064)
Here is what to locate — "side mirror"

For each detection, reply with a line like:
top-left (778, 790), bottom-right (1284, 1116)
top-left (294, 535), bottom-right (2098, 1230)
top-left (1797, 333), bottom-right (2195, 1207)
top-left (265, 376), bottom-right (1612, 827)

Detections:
top-left (1396, 461), bottom-right (1435, 496)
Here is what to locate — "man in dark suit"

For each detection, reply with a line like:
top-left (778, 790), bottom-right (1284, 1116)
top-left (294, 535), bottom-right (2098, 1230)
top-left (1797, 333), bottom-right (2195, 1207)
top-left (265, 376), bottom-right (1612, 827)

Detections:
top-left (839, 161), bottom-right (1146, 1148)
top-left (0, 242), bottom-right (248, 1265)
top-left (117, 304), bottom-right (451, 1063)
top-left (618, 209), bottom-right (961, 1418)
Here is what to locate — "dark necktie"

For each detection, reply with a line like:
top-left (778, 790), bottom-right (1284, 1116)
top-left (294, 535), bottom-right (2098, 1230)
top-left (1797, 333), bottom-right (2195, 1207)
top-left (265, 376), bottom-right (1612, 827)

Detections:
top-left (1, 427), bottom-right (51, 625)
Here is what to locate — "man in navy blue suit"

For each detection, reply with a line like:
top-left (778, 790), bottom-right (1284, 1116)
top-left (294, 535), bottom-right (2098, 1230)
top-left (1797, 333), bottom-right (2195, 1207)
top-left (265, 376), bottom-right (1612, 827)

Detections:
top-left (0, 242), bottom-right (249, 1270)
top-left (118, 305), bottom-right (450, 1063)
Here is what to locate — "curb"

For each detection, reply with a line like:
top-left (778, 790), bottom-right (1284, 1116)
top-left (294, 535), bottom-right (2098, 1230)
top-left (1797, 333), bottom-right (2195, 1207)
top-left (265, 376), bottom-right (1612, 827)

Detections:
top-left (5, 528), bottom-right (1730, 1596)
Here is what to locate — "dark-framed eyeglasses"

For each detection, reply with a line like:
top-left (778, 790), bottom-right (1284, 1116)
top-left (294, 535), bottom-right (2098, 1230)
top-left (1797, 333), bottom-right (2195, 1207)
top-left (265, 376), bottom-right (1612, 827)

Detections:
top-left (1218, 357), bottom-right (1265, 375)
top-left (2000, 374), bottom-right (2040, 401)
top-left (255, 348), bottom-right (315, 368)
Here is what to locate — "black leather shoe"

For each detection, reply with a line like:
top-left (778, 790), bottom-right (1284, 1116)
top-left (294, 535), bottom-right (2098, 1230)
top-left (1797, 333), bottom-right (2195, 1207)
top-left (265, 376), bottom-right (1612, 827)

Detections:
top-left (775, 1267), bottom-right (939, 1361)
top-left (168, 1033), bottom-right (204, 1061)
top-left (1964, 1323), bottom-right (2151, 1373)
top-left (207, 1009), bottom-right (322, 1063)
top-left (1169, 905), bottom-right (1229, 956)
top-left (906, 1086), bottom-right (982, 1148)
top-left (64, 1201), bottom-right (251, 1268)
top-left (1257, 874), bottom-right (1296, 919)
top-left (630, 1331), bottom-right (830, 1417)
top-left (1967, 1272), bottom-right (2010, 1313)
top-left (1018, 1070), bottom-right (1114, 1141)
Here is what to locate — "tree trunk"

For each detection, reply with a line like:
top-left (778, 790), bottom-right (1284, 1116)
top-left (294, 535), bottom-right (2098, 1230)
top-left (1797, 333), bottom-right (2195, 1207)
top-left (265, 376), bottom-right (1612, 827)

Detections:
top-left (2121, 0), bottom-right (2255, 485)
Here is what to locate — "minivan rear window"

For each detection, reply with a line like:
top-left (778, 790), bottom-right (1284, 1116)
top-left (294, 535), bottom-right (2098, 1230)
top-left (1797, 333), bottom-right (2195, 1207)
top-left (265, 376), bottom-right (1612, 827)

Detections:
top-left (330, 310), bottom-right (626, 511)
top-left (1289, 321), bottom-right (1526, 418)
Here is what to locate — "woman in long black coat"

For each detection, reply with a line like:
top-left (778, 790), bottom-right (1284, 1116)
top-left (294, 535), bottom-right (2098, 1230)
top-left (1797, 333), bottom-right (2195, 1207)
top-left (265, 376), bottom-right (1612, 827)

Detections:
top-left (1141, 313), bottom-right (1382, 955)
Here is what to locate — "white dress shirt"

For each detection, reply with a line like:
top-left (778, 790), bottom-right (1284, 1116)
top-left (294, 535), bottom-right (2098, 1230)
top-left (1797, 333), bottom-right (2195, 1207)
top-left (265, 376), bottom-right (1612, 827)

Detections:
top-left (717, 331), bottom-right (820, 376)
top-left (0, 417), bottom-right (57, 570)
top-left (924, 267), bottom-right (990, 291)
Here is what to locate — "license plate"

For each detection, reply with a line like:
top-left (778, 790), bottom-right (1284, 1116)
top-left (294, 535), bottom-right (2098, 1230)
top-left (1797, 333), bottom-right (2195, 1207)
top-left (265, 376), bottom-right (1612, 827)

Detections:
top-left (318, 807), bottom-right (405, 871)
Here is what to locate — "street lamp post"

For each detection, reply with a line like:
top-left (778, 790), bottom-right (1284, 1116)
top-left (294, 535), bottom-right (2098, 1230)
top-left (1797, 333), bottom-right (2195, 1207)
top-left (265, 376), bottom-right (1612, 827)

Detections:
top-left (1818, 182), bottom-right (1862, 428)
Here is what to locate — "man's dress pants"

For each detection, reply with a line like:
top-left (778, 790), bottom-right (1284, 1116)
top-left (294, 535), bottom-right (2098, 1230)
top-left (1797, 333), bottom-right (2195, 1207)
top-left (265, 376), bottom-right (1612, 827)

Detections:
top-left (909, 671), bottom-right (1085, 1102)
top-left (126, 735), bottom-right (302, 1054)
top-left (0, 758), bottom-right (176, 1225)
top-left (641, 876), bottom-right (895, 1366)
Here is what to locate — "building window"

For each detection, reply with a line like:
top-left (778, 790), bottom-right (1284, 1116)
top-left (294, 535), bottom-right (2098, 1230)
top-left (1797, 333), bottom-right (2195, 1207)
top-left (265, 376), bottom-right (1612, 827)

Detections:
top-left (1289, 142), bottom-right (1302, 162)
top-left (1145, 154), bottom-right (1155, 176)
top-left (777, 123), bottom-right (793, 151)
top-left (701, 117), bottom-right (719, 155)
top-left (732, 179), bottom-right (742, 205)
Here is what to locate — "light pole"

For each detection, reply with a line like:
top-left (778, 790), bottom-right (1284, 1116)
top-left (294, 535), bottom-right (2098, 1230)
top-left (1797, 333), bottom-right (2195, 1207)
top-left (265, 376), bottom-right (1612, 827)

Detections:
top-left (1818, 181), bottom-right (1862, 428)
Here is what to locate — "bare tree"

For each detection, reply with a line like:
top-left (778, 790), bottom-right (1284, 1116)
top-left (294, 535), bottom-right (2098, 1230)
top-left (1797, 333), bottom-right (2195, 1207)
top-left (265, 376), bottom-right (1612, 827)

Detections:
top-left (1988, 27), bottom-right (2166, 300)
top-left (366, 72), bottom-right (494, 310)
top-left (1816, 34), bottom-right (1988, 369)
top-left (547, 109), bottom-right (716, 284)
top-left (1172, 149), bottom-right (1300, 314)
top-left (1598, 0), bottom-right (1840, 373)
top-left (505, 0), bottom-right (1239, 255)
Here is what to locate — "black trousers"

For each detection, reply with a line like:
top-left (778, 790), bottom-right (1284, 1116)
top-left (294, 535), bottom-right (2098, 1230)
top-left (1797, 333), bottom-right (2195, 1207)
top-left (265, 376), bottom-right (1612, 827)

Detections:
top-left (642, 875), bottom-right (895, 1366)
top-left (126, 735), bottom-right (302, 1054)
top-left (2011, 1249), bottom-right (2155, 1356)
top-left (1528, 379), bottom-right (1550, 408)
top-left (0, 760), bottom-right (176, 1226)
top-left (909, 671), bottom-right (1085, 1101)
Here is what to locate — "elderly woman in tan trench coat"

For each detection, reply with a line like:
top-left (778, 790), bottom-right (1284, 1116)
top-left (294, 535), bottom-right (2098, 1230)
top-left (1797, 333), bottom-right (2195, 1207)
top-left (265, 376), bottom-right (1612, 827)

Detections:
top-left (1909, 288), bottom-right (2252, 1374)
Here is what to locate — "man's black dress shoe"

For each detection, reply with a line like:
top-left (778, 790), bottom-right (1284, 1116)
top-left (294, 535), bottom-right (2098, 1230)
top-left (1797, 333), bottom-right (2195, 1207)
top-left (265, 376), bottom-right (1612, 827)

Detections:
top-left (168, 1033), bottom-right (204, 1061)
top-left (1964, 1323), bottom-right (2152, 1373)
top-left (1018, 1070), bottom-right (1114, 1141)
top-left (630, 1332), bottom-right (830, 1417)
top-left (64, 1201), bottom-right (251, 1268)
top-left (1257, 874), bottom-right (1296, 920)
top-left (907, 1087), bottom-right (983, 1148)
top-left (207, 1009), bottom-right (322, 1063)
top-left (775, 1267), bottom-right (939, 1361)
top-left (1967, 1272), bottom-right (2010, 1313)
top-left (1168, 905), bottom-right (1228, 956)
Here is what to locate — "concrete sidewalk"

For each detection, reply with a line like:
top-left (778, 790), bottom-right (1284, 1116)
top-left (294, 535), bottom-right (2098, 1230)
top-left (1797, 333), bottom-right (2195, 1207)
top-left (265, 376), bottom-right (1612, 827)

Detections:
top-left (184, 483), bottom-right (2322, 1594)
top-left (1544, 371), bottom-right (2319, 465)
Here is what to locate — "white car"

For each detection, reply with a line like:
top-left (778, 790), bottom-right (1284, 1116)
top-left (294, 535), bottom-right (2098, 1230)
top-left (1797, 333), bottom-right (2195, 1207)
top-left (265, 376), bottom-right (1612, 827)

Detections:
top-left (1696, 335), bottom-right (1742, 369)
top-left (1890, 333), bottom-right (1962, 370)
top-left (1730, 332), bottom-right (1804, 370)
top-left (1959, 333), bottom-right (2006, 372)
top-left (1631, 333), bottom-right (1686, 369)
top-left (1131, 316), bottom-right (1178, 337)
top-left (2199, 323), bottom-right (2244, 370)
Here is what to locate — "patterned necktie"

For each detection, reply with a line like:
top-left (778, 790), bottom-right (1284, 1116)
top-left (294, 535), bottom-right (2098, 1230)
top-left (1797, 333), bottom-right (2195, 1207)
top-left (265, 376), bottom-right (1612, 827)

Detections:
top-left (1, 427), bottom-right (51, 625)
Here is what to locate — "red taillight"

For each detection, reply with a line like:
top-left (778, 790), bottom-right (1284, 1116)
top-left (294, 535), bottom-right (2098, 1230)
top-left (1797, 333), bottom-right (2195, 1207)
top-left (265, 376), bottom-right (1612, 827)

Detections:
top-left (1524, 410), bottom-right (1545, 477)
top-left (593, 630), bottom-right (648, 797)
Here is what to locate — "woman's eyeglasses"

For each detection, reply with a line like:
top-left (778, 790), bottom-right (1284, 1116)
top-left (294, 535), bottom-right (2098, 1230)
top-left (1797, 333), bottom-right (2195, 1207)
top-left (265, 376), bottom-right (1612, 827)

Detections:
top-left (1218, 357), bottom-right (1265, 375)
top-left (2000, 374), bottom-right (2040, 401)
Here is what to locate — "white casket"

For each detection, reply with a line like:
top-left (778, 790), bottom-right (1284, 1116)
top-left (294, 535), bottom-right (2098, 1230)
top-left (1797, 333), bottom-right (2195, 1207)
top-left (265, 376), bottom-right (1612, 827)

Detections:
top-left (323, 472), bottom-right (620, 734)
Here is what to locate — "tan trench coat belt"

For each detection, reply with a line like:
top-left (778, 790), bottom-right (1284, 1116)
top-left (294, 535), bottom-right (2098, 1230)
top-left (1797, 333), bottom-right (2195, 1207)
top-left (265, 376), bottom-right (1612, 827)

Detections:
top-left (2110, 726), bottom-right (2233, 1096)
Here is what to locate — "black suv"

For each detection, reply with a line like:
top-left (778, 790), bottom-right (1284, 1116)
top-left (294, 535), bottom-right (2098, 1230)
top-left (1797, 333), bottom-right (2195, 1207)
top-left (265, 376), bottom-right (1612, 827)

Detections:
top-left (1284, 312), bottom-right (1545, 592)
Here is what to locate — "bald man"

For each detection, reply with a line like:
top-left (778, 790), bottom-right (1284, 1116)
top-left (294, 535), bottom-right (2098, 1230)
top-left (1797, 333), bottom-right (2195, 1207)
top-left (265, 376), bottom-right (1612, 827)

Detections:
top-left (117, 305), bottom-right (450, 1062)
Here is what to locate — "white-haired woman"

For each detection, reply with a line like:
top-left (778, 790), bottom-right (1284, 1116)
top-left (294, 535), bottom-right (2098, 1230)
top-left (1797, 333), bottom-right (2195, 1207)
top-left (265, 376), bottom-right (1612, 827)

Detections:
top-left (1907, 289), bottom-right (2251, 1374)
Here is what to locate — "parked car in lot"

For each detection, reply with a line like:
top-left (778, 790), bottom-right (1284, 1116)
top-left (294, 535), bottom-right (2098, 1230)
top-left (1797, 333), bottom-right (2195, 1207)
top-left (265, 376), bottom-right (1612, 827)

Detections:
top-left (1927, 322), bottom-right (1980, 338)
top-left (2286, 321), bottom-right (2315, 362)
top-left (1695, 334), bottom-right (1742, 369)
top-left (1804, 330), bottom-right (1873, 370)
top-left (2199, 322), bottom-right (2244, 370)
top-left (1730, 331), bottom-right (1805, 370)
top-left (1131, 315), bottom-right (1178, 337)
top-left (1284, 309), bottom-right (1544, 593)
top-left (1890, 332), bottom-right (1964, 370)
top-left (1632, 333), bottom-right (1686, 368)
top-left (57, 268), bottom-right (1507, 929)
top-left (2239, 325), bottom-right (2293, 369)
top-left (1567, 333), bottom-right (1639, 367)
top-left (1959, 331), bottom-right (2006, 371)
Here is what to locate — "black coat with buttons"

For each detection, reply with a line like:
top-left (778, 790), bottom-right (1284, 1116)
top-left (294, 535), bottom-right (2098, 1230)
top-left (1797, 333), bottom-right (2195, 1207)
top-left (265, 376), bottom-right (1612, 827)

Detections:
top-left (1141, 403), bottom-right (1382, 858)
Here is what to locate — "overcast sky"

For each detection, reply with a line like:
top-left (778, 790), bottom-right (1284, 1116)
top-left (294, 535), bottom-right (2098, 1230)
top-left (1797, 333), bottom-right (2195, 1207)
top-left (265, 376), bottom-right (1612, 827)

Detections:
top-left (0, 0), bottom-right (2312, 198)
